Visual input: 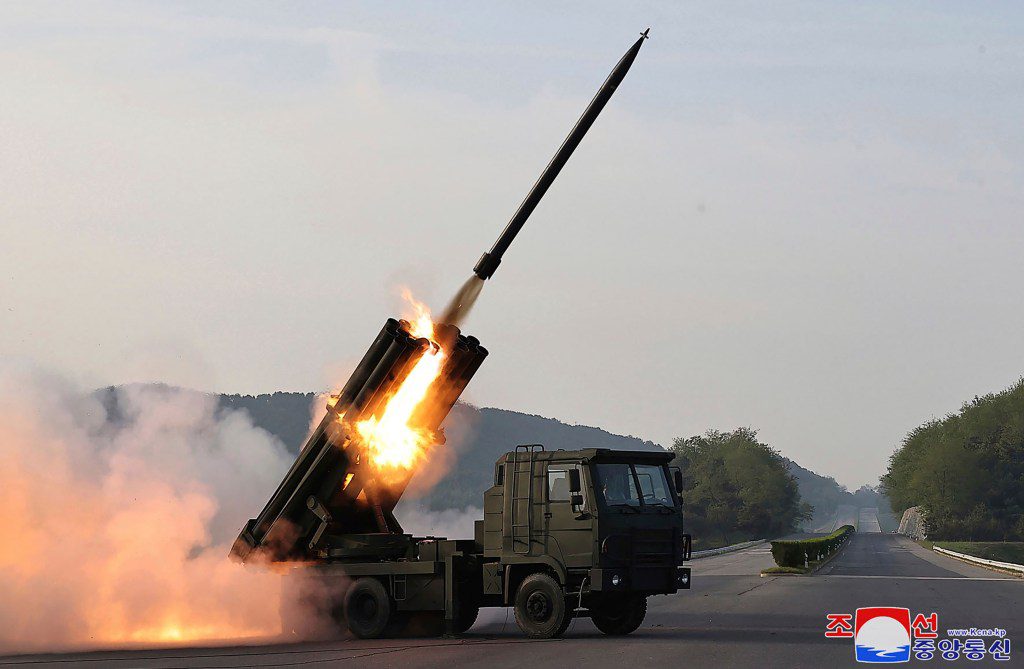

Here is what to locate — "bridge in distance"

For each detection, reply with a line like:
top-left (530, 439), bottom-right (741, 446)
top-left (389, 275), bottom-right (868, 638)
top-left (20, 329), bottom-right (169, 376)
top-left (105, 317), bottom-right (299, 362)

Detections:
top-left (5, 509), bottom-right (1022, 668)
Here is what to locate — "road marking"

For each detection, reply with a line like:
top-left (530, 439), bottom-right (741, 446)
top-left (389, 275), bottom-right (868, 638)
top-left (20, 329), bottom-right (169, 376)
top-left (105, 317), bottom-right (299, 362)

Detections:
top-left (822, 575), bottom-right (1023, 581)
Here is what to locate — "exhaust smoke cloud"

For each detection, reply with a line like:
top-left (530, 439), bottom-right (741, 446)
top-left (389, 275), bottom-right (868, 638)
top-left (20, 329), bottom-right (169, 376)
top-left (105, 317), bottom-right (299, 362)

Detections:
top-left (0, 364), bottom-right (293, 653)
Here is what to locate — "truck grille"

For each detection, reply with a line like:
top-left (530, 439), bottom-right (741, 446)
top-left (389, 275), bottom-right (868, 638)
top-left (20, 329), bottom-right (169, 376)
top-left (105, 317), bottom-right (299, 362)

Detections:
top-left (602, 529), bottom-right (678, 565)
top-left (633, 530), bottom-right (675, 564)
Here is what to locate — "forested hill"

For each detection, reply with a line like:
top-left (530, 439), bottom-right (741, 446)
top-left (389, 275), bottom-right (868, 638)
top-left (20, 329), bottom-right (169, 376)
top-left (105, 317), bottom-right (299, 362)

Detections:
top-left (216, 392), bottom-right (864, 517)
top-left (783, 457), bottom-right (889, 530)
top-left (217, 392), bottom-right (662, 509)
top-left (782, 457), bottom-right (851, 529)
top-left (101, 387), bottom-right (867, 521)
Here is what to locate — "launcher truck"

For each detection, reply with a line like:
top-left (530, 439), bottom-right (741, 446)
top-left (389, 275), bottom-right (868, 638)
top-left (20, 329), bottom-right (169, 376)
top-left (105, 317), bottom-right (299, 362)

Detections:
top-left (231, 30), bottom-right (691, 639)
top-left (235, 416), bottom-right (692, 639)
top-left (230, 319), bottom-right (691, 639)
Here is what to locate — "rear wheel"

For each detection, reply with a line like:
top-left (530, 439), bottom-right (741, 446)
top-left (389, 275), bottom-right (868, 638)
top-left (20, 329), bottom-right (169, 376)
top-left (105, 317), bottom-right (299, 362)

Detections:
top-left (513, 573), bottom-right (569, 639)
top-left (344, 577), bottom-right (392, 639)
top-left (591, 595), bottom-right (647, 636)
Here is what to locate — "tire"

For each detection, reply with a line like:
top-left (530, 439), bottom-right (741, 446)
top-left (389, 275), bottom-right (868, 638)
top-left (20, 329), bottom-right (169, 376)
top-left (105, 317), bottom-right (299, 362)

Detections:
top-left (591, 595), bottom-right (647, 636)
top-left (513, 573), bottom-right (569, 639)
top-left (344, 577), bottom-right (392, 639)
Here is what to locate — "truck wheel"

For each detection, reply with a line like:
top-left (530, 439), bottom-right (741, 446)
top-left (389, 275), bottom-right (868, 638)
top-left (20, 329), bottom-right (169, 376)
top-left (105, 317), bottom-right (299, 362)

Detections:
top-left (591, 595), bottom-right (646, 636)
top-left (513, 573), bottom-right (568, 639)
top-left (344, 577), bottom-right (392, 639)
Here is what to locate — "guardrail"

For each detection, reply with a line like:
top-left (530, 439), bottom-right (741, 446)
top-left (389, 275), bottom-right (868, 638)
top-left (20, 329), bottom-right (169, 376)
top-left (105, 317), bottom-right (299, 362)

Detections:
top-left (691, 539), bottom-right (765, 560)
top-left (933, 546), bottom-right (1024, 576)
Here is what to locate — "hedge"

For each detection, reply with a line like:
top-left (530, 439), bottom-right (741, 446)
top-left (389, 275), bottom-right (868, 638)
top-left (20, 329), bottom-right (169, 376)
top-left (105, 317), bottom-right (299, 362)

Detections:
top-left (770, 525), bottom-right (855, 568)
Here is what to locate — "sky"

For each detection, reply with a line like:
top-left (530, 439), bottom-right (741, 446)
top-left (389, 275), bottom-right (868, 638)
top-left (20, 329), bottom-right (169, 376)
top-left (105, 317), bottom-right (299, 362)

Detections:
top-left (2, 1), bottom-right (1022, 488)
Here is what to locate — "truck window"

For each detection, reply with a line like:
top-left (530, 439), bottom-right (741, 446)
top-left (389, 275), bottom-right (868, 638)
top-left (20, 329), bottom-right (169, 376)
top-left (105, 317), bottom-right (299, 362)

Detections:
top-left (548, 466), bottom-right (588, 511)
top-left (594, 464), bottom-right (641, 507)
top-left (634, 464), bottom-right (673, 507)
top-left (548, 470), bottom-right (570, 500)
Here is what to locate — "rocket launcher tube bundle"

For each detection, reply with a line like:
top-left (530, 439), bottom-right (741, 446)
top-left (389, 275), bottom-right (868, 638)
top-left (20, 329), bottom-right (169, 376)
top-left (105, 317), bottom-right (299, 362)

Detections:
top-left (231, 319), bottom-right (487, 563)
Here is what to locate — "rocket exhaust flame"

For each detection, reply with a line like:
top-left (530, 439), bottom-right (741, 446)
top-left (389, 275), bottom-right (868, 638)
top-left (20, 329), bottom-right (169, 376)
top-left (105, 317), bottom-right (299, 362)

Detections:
top-left (353, 292), bottom-right (446, 470)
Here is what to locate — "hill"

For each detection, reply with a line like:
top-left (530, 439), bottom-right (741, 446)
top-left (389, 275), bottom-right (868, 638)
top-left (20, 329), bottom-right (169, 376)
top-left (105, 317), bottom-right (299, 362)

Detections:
top-left (100, 386), bottom-right (877, 525)
top-left (217, 392), bottom-right (662, 510)
top-left (784, 457), bottom-right (895, 531)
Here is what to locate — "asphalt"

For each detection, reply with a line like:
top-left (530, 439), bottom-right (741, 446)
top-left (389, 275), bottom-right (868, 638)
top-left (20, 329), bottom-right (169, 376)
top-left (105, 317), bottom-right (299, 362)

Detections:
top-left (4, 511), bottom-right (1023, 668)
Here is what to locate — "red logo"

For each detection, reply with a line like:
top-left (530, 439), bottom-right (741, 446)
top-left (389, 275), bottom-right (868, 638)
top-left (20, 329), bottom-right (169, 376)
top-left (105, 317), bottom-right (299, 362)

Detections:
top-left (854, 607), bottom-right (912, 663)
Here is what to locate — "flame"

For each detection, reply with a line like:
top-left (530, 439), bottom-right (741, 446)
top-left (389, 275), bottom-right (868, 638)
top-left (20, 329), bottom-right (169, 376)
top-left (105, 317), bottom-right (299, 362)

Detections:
top-left (403, 288), bottom-right (435, 340)
top-left (124, 621), bottom-right (268, 644)
top-left (353, 291), bottom-right (445, 470)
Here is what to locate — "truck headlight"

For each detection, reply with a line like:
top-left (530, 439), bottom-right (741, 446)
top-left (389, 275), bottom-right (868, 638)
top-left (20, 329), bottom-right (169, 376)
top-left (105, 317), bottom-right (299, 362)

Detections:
top-left (611, 574), bottom-right (622, 586)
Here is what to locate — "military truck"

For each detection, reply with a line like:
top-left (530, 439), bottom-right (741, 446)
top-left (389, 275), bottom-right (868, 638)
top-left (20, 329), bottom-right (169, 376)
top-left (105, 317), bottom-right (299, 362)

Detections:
top-left (268, 446), bottom-right (691, 639)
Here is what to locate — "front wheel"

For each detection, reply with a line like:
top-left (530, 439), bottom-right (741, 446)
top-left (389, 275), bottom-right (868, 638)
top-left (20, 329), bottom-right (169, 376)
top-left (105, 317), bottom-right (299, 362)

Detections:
top-left (591, 595), bottom-right (646, 636)
top-left (513, 573), bottom-right (569, 639)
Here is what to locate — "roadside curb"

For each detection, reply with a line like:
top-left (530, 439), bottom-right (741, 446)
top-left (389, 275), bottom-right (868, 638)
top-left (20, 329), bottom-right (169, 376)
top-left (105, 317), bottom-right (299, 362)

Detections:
top-left (760, 534), bottom-right (853, 577)
top-left (691, 539), bottom-right (766, 560)
top-left (933, 546), bottom-right (1024, 577)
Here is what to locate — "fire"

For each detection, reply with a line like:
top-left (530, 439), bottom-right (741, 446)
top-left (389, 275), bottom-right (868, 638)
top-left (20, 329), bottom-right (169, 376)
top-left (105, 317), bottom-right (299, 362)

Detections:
top-left (354, 292), bottom-right (445, 470)
top-left (124, 621), bottom-right (268, 645)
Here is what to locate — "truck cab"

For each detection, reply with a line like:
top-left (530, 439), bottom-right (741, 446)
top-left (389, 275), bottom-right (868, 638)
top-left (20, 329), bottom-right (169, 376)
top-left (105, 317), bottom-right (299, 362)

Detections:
top-left (476, 446), bottom-right (691, 637)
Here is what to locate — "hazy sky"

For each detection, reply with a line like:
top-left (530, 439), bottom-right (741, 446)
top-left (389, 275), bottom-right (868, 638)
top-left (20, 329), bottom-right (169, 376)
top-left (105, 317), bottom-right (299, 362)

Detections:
top-left (2, 2), bottom-right (1022, 488)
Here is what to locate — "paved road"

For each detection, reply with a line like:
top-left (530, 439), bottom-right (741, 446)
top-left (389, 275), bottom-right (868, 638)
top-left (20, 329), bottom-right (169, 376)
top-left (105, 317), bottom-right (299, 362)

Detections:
top-left (857, 507), bottom-right (881, 533)
top-left (815, 504), bottom-right (860, 533)
top-left (5, 528), bottom-right (1022, 668)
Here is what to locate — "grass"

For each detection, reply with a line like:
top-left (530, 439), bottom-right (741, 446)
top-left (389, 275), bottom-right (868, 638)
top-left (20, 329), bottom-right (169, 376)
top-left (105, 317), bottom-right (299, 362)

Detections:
top-left (761, 566), bottom-right (809, 575)
top-left (933, 541), bottom-right (1024, 565)
top-left (692, 534), bottom-right (757, 551)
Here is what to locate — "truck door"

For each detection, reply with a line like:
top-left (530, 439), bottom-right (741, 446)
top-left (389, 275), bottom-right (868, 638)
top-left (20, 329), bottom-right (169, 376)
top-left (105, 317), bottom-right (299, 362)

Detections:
top-left (545, 464), bottom-right (593, 569)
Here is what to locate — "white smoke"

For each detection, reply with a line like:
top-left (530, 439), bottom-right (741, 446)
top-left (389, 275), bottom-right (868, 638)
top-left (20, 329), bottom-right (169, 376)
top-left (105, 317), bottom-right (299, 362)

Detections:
top-left (0, 363), bottom-right (293, 653)
top-left (394, 503), bottom-right (483, 540)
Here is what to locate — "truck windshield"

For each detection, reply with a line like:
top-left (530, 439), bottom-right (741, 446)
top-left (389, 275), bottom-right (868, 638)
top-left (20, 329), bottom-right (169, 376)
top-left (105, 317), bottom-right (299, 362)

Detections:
top-left (594, 463), bottom-right (674, 509)
top-left (634, 464), bottom-right (674, 508)
top-left (594, 464), bottom-right (641, 507)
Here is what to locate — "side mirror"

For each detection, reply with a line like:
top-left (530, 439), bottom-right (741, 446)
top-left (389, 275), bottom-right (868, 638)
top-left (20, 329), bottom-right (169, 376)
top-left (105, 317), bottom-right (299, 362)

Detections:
top-left (672, 468), bottom-right (684, 495)
top-left (568, 468), bottom-right (582, 494)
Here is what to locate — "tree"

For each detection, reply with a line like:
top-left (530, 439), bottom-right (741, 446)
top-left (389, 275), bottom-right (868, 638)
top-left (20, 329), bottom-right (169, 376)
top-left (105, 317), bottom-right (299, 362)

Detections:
top-left (882, 378), bottom-right (1024, 541)
top-left (671, 428), bottom-right (807, 546)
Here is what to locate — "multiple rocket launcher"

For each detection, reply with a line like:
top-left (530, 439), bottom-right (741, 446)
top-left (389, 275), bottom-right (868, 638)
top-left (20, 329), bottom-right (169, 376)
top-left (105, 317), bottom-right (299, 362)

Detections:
top-left (231, 319), bottom-right (487, 562)
top-left (232, 30), bottom-right (649, 564)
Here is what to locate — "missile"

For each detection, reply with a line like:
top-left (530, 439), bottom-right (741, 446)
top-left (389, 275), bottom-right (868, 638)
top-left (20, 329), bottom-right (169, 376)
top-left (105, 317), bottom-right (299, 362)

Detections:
top-left (472, 29), bottom-right (650, 281)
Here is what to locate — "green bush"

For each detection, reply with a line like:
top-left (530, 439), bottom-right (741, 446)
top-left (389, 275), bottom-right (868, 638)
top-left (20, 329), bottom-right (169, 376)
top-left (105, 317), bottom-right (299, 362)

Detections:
top-left (771, 540), bottom-right (805, 567)
top-left (770, 525), bottom-right (854, 568)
